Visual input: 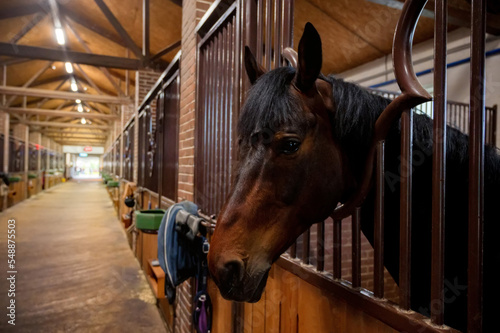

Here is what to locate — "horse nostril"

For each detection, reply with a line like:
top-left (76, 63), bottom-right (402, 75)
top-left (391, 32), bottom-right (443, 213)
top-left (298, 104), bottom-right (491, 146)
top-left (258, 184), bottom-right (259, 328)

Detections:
top-left (221, 259), bottom-right (244, 289)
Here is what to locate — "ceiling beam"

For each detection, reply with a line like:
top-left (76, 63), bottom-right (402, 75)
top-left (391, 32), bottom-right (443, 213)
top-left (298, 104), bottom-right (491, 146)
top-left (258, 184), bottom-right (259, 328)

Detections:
top-left (0, 86), bottom-right (131, 104)
top-left (63, 17), bottom-right (125, 96)
top-left (6, 61), bottom-right (53, 107)
top-left (47, 135), bottom-right (107, 141)
top-left (2, 107), bottom-right (118, 120)
top-left (151, 40), bottom-right (181, 62)
top-left (94, 0), bottom-right (144, 61)
top-left (0, 4), bottom-right (46, 20)
top-left (26, 121), bottom-right (110, 129)
top-left (143, 0), bottom-right (150, 59)
top-left (9, 12), bottom-right (48, 44)
top-left (39, 129), bottom-right (108, 135)
top-left (58, 5), bottom-right (124, 47)
top-left (0, 42), bottom-right (142, 70)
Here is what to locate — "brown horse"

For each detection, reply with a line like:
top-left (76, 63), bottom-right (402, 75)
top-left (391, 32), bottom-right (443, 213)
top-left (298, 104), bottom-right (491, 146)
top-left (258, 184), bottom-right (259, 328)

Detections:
top-left (208, 23), bottom-right (500, 331)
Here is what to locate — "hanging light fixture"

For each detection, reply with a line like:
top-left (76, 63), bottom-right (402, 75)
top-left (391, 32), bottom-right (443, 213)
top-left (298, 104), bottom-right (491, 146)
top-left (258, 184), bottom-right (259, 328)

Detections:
top-left (77, 104), bottom-right (83, 112)
top-left (70, 78), bottom-right (78, 92)
top-left (81, 118), bottom-right (86, 125)
top-left (64, 62), bottom-right (73, 73)
top-left (55, 27), bottom-right (65, 45)
top-left (75, 99), bottom-right (81, 104)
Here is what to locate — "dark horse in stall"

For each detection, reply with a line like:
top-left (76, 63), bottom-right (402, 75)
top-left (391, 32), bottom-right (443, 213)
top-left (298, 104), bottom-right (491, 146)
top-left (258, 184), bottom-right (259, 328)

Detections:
top-left (208, 23), bottom-right (500, 331)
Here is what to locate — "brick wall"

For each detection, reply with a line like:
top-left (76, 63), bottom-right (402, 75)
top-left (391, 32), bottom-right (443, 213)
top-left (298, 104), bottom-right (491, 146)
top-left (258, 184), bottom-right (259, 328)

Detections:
top-left (174, 1), bottom-right (216, 332)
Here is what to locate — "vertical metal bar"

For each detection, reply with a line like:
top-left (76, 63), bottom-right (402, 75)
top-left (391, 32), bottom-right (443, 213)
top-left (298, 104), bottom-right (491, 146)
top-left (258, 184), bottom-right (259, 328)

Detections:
top-left (273, 0), bottom-right (281, 68)
top-left (2, 65), bottom-right (6, 106)
top-left (431, 0), bottom-right (447, 325)
top-left (302, 228), bottom-right (310, 265)
top-left (399, 108), bottom-right (413, 310)
top-left (142, 0), bottom-right (150, 59)
top-left (352, 207), bottom-right (361, 289)
top-left (374, 140), bottom-right (385, 298)
top-left (265, 0), bottom-right (272, 70)
top-left (468, 0), bottom-right (486, 331)
top-left (206, 42), bottom-right (214, 212)
top-left (256, 0), bottom-right (263, 64)
top-left (492, 105), bottom-right (497, 145)
top-left (317, 220), bottom-right (325, 272)
top-left (211, 38), bottom-right (218, 214)
top-left (289, 242), bottom-right (296, 258)
top-left (333, 219), bottom-right (342, 279)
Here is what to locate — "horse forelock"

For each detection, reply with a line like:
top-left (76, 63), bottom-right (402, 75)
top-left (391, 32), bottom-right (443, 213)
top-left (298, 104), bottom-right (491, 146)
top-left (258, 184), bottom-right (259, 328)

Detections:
top-left (238, 67), bottom-right (306, 141)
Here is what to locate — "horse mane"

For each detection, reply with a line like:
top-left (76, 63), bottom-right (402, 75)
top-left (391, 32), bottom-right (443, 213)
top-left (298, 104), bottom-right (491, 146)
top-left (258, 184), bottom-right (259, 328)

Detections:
top-left (239, 68), bottom-right (500, 191)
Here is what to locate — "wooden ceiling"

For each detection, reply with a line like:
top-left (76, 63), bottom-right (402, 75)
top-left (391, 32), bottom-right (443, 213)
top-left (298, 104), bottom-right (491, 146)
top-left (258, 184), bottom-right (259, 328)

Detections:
top-left (0, 0), bottom-right (182, 146)
top-left (1, 0), bottom-right (496, 147)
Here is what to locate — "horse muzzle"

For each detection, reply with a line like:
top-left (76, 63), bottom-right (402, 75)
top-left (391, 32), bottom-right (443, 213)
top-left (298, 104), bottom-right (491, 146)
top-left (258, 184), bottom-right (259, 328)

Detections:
top-left (208, 255), bottom-right (271, 303)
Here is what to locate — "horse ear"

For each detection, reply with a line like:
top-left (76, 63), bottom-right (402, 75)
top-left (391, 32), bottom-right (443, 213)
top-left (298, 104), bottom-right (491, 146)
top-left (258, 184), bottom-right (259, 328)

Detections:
top-left (244, 46), bottom-right (266, 85)
top-left (295, 22), bottom-right (322, 93)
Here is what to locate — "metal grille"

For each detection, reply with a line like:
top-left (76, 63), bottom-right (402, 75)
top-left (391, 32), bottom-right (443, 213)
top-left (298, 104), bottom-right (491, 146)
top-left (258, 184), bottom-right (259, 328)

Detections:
top-left (370, 88), bottom-right (497, 146)
top-left (195, 2), bottom-right (239, 215)
top-left (123, 121), bottom-right (134, 181)
top-left (137, 109), bottom-right (147, 187)
top-left (8, 137), bottom-right (24, 173)
top-left (195, 0), bottom-right (294, 216)
top-left (159, 74), bottom-right (180, 201)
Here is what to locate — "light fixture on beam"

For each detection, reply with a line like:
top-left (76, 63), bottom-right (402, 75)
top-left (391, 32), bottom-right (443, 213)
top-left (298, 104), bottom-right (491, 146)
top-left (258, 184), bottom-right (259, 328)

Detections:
top-left (65, 62), bottom-right (73, 73)
top-left (75, 99), bottom-right (81, 104)
top-left (70, 78), bottom-right (78, 92)
top-left (55, 28), bottom-right (65, 45)
top-left (77, 104), bottom-right (83, 112)
top-left (81, 118), bottom-right (86, 125)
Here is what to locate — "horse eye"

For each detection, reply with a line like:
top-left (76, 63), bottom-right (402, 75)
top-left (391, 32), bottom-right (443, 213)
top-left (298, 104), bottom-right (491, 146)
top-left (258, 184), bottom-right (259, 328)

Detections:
top-left (278, 139), bottom-right (301, 155)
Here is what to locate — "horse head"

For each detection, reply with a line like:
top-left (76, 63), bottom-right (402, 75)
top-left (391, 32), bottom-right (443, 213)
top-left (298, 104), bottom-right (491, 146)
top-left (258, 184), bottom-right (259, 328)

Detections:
top-left (208, 23), bottom-right (353, 302)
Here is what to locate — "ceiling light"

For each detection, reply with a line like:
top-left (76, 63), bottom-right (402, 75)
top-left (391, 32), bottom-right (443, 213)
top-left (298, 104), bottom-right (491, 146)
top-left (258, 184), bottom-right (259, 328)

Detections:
top-left (75, 99), bottom-right (81, 104)
top-left (51, 65), bottom-right (56, 70)
top-left (81, 118), bottom-right (86, 125)
top-left (65, 62), bottom-right (73, 74)
top-left (70, 80), bottom-right (78, 92)
top-left (55, 28), bottom-right (65, 45)
top-left (77, 104), bottom-right (83, 112)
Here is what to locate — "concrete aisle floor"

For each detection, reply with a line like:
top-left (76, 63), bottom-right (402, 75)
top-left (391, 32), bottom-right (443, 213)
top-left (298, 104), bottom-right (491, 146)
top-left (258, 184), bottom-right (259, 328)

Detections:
top-left (0, 180), bottom-right (167, 332)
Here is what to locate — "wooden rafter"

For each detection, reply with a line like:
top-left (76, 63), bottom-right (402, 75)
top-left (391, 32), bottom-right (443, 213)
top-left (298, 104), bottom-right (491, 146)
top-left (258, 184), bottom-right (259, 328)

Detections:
top-left (25, 121), bottom-right (110, 129)
top-left (9, 12), bottom-right (48, 44)
top-left (6, 61), bottom-right (53, 107)
top-left (0, 86), bottom-right (130, 104)
top-left (63, 18), bottom-right (125, 96)
top-left (0, 4), bottom-right (46, 20)
top-left (150, 40), bottom-right (181, 62)
top-left (1, 107), bottom-right (118, 120)
top-left (94, 0), bottom-right (144, 61)
top-left (143, 0), bottom-right (150, 58)
top-left (0, 42), bottom-right (142, 70)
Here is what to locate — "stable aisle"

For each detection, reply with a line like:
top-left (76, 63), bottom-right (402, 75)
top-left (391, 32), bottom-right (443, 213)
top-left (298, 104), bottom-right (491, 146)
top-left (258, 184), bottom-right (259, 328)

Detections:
top-left (0, 180), bottom-right (166, 332)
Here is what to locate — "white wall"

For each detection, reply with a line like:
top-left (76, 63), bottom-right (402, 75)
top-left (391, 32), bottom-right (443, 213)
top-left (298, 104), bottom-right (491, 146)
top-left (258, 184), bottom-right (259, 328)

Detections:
top-left (339, 28), bottom-right (500, 147)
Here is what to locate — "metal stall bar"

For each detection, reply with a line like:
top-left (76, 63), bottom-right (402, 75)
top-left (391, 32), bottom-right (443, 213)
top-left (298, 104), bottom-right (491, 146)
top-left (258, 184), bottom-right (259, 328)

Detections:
top-left (352, 207), bottom-right (361, 289)
top-left (468, 0), bottom-right (486, 331)
top-left (431, 0), bottom-right (447, 325)
top-left (273, 0), bottom-right (282, 68)
top-left (399, 107), bottom-right (413, 310)
top-left (264, 0), bottom-right (272, 70)
top-left (317, 220), bottom-right (325, 272)
top-left (373, 140), bottom-right (385, 298)
top-left (333, 219), bottom-right (342, 279)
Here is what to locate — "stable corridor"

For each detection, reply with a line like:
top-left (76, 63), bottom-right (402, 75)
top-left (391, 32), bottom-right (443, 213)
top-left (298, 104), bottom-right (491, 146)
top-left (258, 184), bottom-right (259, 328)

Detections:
top-left (0, 180), bottom-right (166, 332)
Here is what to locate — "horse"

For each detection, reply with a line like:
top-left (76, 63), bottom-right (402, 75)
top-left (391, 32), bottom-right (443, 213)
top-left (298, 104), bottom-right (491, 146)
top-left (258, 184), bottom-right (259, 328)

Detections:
top-left (207, 23), bottom-right (500, 332)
